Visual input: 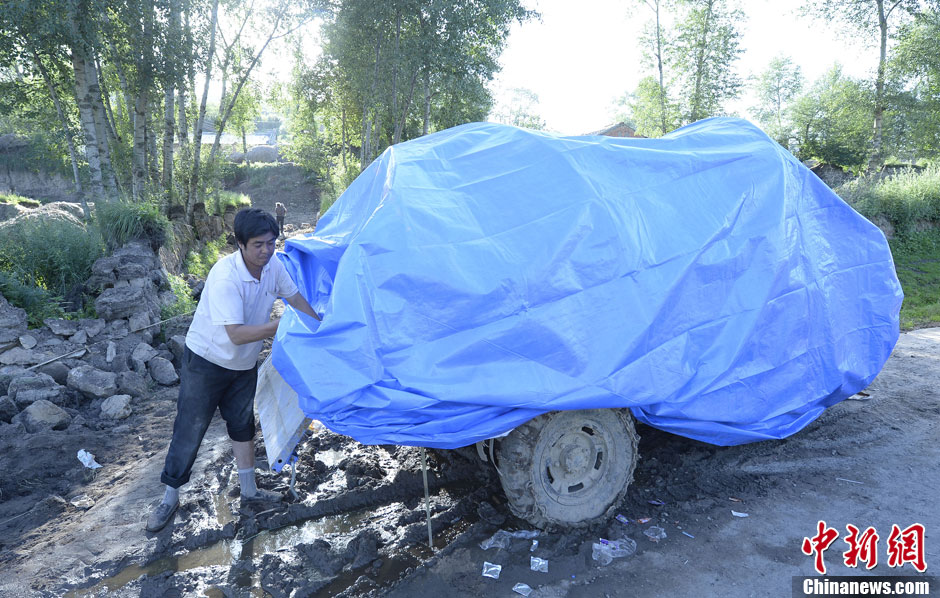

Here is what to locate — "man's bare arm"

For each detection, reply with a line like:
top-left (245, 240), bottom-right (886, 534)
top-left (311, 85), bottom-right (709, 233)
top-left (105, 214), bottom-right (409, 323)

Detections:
top-left (224, 319), bottom-right (281, 346)
top-left (284, 292), bottom-right (321, 321)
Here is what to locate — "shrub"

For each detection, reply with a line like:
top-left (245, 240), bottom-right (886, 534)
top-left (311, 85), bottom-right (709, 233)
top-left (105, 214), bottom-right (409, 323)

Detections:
top-left (95, 200), bottom-right (172, 250)
top-left (184, 236), bottom-right (230, 279)
top-left (0, 271), bottom-right (66, 327)
top-left (161, 273), bottom-right (198, 321)
top-left (838, 164), bottom-right (940, 236)
top-left (0, 215), bottom-right (103, 325)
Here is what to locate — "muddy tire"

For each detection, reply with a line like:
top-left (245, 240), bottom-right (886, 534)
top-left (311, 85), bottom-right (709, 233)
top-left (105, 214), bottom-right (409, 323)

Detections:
top-left (495, 409), bottom-right (639, 529)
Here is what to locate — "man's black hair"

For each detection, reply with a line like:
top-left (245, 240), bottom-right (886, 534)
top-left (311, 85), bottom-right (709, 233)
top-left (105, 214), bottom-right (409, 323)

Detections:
top-left (233, 208), bottom-right (279, 245)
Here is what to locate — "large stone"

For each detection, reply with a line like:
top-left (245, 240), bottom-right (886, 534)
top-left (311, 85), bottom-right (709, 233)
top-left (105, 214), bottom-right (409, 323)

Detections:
top-left (7, 372), bottom-right (63, 407)
top-left (0, 395), bottom-right (18, 423)
top-left (37, 361), bottom-right (70, 385)
top-left (0, 294), bottom-right (28, 343)
top-left (0, 347), bottom-right (42, 366)
top-left (69, 329), bottom-right (88, 345)
top-left (91, 256), bottom-right (122, 276)
top-left (67, 365), bottom-right (118, 399)
top-left (13, 399), bottom-right (71, 432)
top-left (44, 318), bottom-right (79, 337)
top-left (148, 357), bottom-right (179, 385)
top-left (128, 312), bottom-right (153, 343)
top-left (131, 342), bottom-right (158, 364)
top-left (246, 145), bottom-right (279, 163)
top-left (117, 370), bottom-right (148, 397)
top-left (95, 286), bottom-right (147, 321)
top-left (115, 262), bottom-right (149, 280)
top-left (168, 335), bottom-right (186, 363)
top-left (100, 394), bottom-right (132, 419)
top-left (0, 365), bottom-right (28, 394)
top-left (80, 318), bottom-right (106, 338)
top-left (19, 334), bottom-right (37, 349)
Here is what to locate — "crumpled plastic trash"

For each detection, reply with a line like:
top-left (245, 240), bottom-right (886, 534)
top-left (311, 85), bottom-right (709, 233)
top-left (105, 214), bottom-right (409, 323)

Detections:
top-left (591, 537), bottom-right (637, 565)
top-left (530, 556), bottom-right (549, 572)
top-left (482, 561), bottom-right (502, 579)
top-left (644, 526), bottom-right (667, 542)
top-left (732, 510), bottom-right (749, 518)
top-left (530, 539), bottom-right (539, 552)
top-left (77, 449), bottom-right (102, 469)
top-left (513, 583), bottom-right (533, 596)
top-left (480, 529), bottom-right (540, 550)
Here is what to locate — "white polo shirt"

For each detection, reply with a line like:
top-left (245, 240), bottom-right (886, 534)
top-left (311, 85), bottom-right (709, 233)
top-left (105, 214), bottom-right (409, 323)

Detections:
top-left (185, 249), bottom-right (299, 370)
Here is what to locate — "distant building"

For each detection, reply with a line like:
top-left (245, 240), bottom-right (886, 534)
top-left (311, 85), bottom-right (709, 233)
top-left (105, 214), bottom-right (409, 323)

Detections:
top-left (586, 122), bottom-right (640, 138)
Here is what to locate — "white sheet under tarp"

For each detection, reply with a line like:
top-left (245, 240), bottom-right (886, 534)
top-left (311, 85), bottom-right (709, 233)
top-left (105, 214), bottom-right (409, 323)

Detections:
top-left (255, 356), bottom-right (310, 472)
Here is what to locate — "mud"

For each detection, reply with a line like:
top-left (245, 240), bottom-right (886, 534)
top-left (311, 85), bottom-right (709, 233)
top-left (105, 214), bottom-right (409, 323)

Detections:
top-left (0, 328), bottom-right (937, 597)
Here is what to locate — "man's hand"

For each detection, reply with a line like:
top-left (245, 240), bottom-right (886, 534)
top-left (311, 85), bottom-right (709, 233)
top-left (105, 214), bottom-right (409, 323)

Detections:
top-left (224, 318), bottom-right (281, 346)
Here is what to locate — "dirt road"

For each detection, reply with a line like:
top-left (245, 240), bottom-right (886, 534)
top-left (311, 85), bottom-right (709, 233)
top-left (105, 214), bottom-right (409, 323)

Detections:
top-left (0, 328), bottom-right (936, 597)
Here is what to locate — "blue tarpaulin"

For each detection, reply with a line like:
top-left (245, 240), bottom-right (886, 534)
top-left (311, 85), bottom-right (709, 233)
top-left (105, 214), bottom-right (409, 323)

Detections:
top-left (271, 118), bottom-right (902, 449)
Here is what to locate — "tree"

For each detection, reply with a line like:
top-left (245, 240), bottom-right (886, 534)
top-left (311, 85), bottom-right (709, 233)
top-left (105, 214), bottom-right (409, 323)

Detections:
top-left (626, 76), bottom-right (680, 137)
top-left (750, 55), bottom-right (804, 145)
top-left (667, 0), bottom-right (744, 124)
top-left (315, 0), bottom-right (535, 171)
top-left (491, 87), bottom-right (547, 130)
top-left (801, 0), bottom-right (936, 167)
top-left (789, 65), bottom-right (874, 170)
top-left (635, 0), bottom-right (672, 135)
top-left (227, 79), bottom-right (262, 159)
top-left (887, 9), bottom-right (940, 159)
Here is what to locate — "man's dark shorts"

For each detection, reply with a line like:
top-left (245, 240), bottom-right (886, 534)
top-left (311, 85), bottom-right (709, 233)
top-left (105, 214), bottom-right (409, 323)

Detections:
top-left (160, 346), bottom-right (257, 488)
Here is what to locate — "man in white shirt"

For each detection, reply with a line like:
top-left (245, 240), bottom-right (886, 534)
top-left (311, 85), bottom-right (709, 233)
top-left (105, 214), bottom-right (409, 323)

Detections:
top-left (147, 208), bottom-right (319, 533)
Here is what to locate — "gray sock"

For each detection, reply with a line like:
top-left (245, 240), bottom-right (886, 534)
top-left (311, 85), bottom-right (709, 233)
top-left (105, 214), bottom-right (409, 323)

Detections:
top-left (238, 467), bottom-right (257, 497)
top-left (162, 485), bottom-right (179, 506)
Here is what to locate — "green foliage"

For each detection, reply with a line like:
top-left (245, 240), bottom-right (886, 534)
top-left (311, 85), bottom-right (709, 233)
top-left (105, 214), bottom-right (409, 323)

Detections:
top-left (318, 160), bottom-right (359, 216)
top-left (750, 55), bottom-right (804, 145)
top-left (0, 193), bottom-right (39, 206)
top-left (0, 214), bottom-right (103, 325)
top-left (210, 190), bottom-right (251, 217)
top-left (887, 10), bottom-right (940, 160)
top-left (838, 164), bottom-right (940, 235)
top-left (888, 229), bottom-right (940, 330)
top-left (627, 76), bottom-right (681, 137)
top-left (668, 0), bottom-right (744, 123)
top-left (491, 87), bottom-right (547, 130)
top-left (790, 65), bottom-right (874, 170)
top-left (95, 200), bottom-right (172, 250)
top-left (161, 273), bottom-right (197, 321)
top-left (0, 271), bottom-right (65, 327)
top-left (184, 236), bottom-right (230, 279)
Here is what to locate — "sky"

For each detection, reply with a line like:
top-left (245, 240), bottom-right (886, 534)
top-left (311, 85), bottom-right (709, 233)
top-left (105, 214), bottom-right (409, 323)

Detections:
top-left (491, 0), bottom-right (882, 135)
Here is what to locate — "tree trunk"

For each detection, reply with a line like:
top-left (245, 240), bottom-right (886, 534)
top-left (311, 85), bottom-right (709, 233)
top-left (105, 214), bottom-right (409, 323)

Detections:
top-left (35, 52), bottom-right (88, 218)
top-left (870, 0), bottom-right (888, 170)
top-left (70, 48), bottom-right (106, 201)
top-left (341, 104), bottom-right (347, 170)
top-left (163, 0), bottom-right (180, 198)
top-left (390, 8), bottom-right (400, 143)
top-left (84, 56), bottom-right (118, 196)
top-left (690, 0), bottom-right (714, 123)
top-left (423, 70), bottom-right (431, 136)
top-left (361, 31), bottom-right (383, 170)
top-left (654, 0), bottom-right (666, 135)
top-left (187, 0), bottom-right (220, 224)
top-left (95, 55), bottom-right (120, 143)
top-left (133, 92), bottom-right (148, 201)
top-left (394, 66), bottom-right (419, 144)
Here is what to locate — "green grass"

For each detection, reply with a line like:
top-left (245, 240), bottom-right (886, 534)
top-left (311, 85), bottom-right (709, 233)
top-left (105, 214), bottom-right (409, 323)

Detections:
top-left (184, 236), bottom-right (231, 279)
top-left (0, 193), bottom-right (40, 207)
top-left (210, 190), bottom-right (251, 216)
top-left (161, 273), bottom-right (197, 321)
top-left (95, 200), bottom-right (172, 250)
top-left (889, 229), bottom-right (940, 330)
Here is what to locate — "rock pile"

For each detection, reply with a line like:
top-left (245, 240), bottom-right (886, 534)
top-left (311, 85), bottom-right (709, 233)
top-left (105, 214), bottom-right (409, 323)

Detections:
top-left (0, 240), bottom-right (192, 434)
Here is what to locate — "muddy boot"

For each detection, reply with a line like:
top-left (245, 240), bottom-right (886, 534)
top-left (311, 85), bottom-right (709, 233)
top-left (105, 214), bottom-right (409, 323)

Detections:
top-left (146, 487), bottom-right (180, 532)
top-left (238, 468), bottom-right (283, 504)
